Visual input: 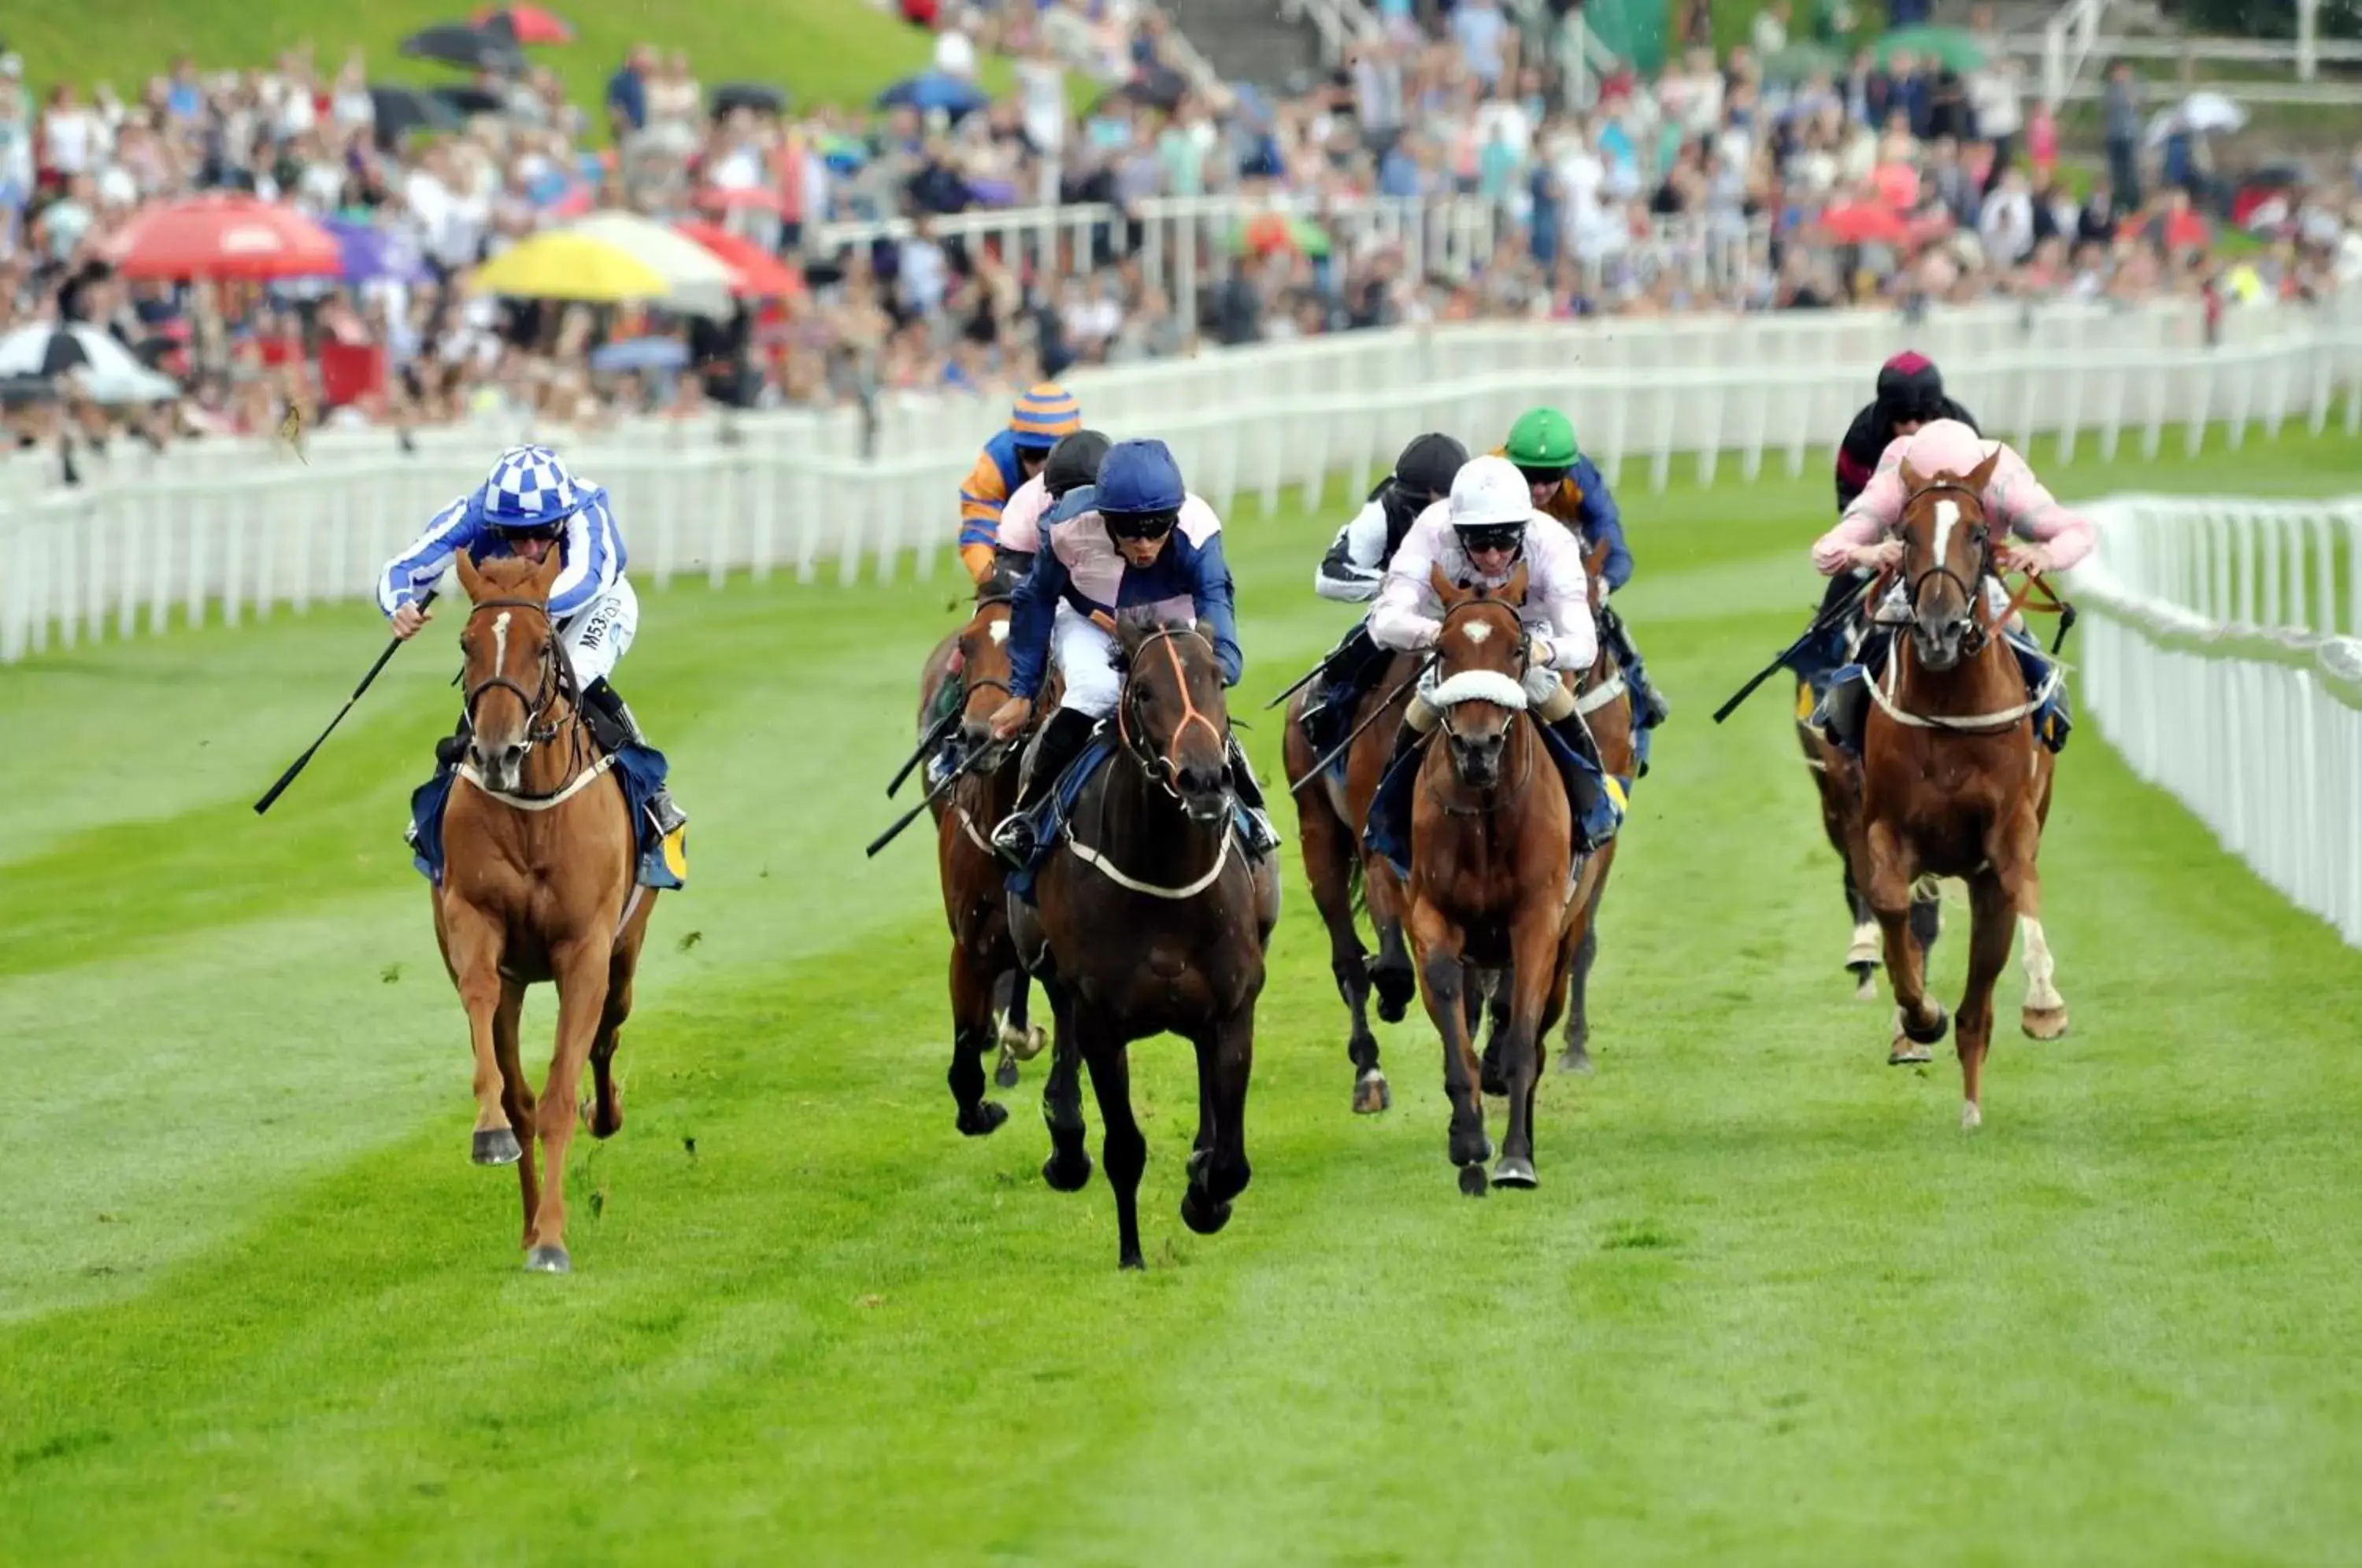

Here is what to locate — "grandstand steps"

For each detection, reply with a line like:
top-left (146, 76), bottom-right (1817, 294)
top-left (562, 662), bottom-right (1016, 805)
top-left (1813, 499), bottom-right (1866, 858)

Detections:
top-left (1167, 0), bottom-right (1324, 90)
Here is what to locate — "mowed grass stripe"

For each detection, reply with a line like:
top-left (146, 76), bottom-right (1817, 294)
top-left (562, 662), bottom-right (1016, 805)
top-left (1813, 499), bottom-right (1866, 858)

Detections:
top-left (0, 436), bottom-right (2356, 1563)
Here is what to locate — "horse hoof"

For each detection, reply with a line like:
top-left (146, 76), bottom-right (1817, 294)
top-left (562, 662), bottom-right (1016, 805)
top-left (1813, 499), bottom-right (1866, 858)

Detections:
top-left (992, 1052), bottom-right (1020, 1091)
top-left (2021, 1005), bottom-right (2070, 1042)
top-left (472, 1127), bottom-right (521, 1167)
top-left (1042, 1152), bottom-right (1093, 1193)
top-left (1887, 1037), bottom-right (1934, 1066)
top-left (1118, 1251), bottom-right (1146, 1271)
top-left (998, 1019), bottom-right (1048, 1062)
top-left (1901, 1002), bottom-right (1950, 1047)
top-left (524, 1245), bottom-right (571, 1274)
top-left (957, 1100), bottom-right (1009, 1138)
top-left (1352, 1070), bottom-right (1391, 1115)
top-left (1557, 1046), bottom-right (1593, 1076)
top-left (1457, 1163), bottom-right (1490, 1198)
top-left (1179, 1185), bottom-right (1233, 1236)
top-left (1371, 967), bottom-right (1415, 1024)
top-left (1960, 1100), bottom-right (1983, 1132)
top-left (1851, 964), bottom-right (1879, 1001)
top-left (1492, 1154), bottom-right (1538, 1189)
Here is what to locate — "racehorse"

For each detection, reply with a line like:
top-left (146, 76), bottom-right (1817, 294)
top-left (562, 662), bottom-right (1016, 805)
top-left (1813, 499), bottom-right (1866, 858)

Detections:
top-left (1797, 669), bottom-right (1942, 1003)
top-left (1402, 564), bottom-right (1583, 1196)
top-left (916, 573), bottom-right (1055, 1135)
top-left (1857, 451), bottom-right (2070, 1129)
top-left (434, 548), bottom-right (659, 1273)
top-left (1010, 617), bottom-right (1282, 1269)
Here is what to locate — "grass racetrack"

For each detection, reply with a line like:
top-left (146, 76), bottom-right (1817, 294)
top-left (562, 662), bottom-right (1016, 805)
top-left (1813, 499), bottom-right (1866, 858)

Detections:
top-left (3, 430), bottom-right (2359, 1563)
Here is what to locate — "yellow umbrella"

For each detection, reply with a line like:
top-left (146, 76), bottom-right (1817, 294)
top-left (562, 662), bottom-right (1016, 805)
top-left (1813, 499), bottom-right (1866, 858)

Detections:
top-left (471, 231), bottom-right (671, 303)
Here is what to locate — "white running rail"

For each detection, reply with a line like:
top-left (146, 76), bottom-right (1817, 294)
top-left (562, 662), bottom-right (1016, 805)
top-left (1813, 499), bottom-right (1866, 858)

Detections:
top-left (2, 295), bottom-right (2359, 667)
top-left (2077, 494), bottom-right (2362, 946)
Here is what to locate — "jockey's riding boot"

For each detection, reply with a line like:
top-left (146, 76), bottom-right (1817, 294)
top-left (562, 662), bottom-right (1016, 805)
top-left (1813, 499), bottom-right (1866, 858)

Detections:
top-left (434, 712), bottom-right (470, 771)
top-left (991, 707), bottom-right (1094, 867)
top-left (1544, 712), bottom-right (1622, 852)
top-left (1362, 719), bottom-right (1427, 871)
top-left (582, 679), bottom-right (688, 835)
top-left (1601, 609), bottom-right (1672, 730)
top-left (1225, 730), bottom-right (1283, 860)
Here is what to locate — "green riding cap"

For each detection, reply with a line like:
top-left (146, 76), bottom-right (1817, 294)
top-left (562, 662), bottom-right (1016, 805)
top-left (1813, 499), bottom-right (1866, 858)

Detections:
top-left (1504, 407), bottom-right (1580, 470)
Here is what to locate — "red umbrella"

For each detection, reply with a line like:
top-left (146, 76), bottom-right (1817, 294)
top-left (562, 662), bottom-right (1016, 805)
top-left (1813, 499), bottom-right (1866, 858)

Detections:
top-left (474, 5), bottom-right (575, 44)
top-left (1819, 202), bottom-right (1910, 246)
top-left (106, 194), bottom-right (342, 281)
top-left (674, 221), bottom-right (804, 298)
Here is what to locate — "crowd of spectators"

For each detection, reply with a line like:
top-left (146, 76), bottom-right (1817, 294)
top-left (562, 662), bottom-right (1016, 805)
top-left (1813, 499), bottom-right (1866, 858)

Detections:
top-left (2, 0), bottom-right (2358, 479)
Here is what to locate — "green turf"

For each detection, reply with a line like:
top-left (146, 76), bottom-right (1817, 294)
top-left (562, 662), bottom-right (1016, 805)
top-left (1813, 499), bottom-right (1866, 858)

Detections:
top-left (2, 427), bottom-right (2360, 1565)
top-left (13, 0), bottom-right (1001, 120)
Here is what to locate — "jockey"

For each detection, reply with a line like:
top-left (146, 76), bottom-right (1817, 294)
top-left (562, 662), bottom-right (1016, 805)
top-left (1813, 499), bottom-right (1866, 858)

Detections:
top-left (985, 437), bottom-right (1280, 865)
top-left (1791, 353), bottom-right (1986, 697)
top-left (957, 382), bottom-right (1083, 586)
top-left (1364, 455), bottom-right (1623, 867)
top-left (922, 427), bottom-right (1112, 790)
top-left (379, 443), bottom-right (687, 838)
top-left (1809, 419), bottom-right (2093, 756)
top-left (1297, 432), bottom-right (1470, 757)
top-left (1498, 405), bottom-right (1671, 734)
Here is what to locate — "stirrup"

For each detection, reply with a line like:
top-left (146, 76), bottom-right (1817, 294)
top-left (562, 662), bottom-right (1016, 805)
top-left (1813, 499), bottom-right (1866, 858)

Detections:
top-left (1241, 806), bottom-right (1281, 858)
top-left (648, 792), bottom-right (688, 835)
top-left (990, 811), bottom-right (1037, 864)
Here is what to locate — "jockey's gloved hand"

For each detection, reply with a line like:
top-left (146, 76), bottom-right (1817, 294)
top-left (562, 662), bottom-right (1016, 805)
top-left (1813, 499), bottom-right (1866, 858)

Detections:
top-left (1529, 635), bottom-right (1557, 668)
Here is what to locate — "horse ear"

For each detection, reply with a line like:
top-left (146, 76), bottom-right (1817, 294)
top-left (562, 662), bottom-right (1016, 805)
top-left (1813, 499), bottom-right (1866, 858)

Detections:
top-left (1501, 560), bottom-right (1531, 604)
top-left (1114, 618), bottom-right (1151, 656)
top-left (1965, 446), bottom-right (2001, 493)
top-left (1582, 536), bottom-right (1610, 579)
top-left (1431, 563), bottom-right (1468, 606)
top-left (454, 551), bottom-right (486, 604)
top-left (1898, 458), bottom-right (1925, 494)
top-left (528, 541), bottom-right (566, 600)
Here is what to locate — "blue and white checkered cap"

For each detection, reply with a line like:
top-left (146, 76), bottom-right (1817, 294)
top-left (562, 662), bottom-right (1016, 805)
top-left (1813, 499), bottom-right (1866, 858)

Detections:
top-left (477, 445), bottom-right (587, 532)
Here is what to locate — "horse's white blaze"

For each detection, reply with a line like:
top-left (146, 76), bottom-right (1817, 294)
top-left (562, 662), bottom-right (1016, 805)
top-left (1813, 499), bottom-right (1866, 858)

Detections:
top-left (1461, 621), bottom-right (1494, 645)
top-left (2019, 913), bottom-right (2064, 1011)
top-left (492, 611), bottom-right (513, 672)
top-left (1931, 497), bottom-right (1960, 568)
top-left (987, 620), bottom-right (1009, 644)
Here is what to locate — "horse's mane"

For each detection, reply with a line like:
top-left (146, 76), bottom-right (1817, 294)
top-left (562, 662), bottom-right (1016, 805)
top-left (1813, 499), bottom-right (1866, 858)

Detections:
top-left (472, 553), bottom-right (549, 594)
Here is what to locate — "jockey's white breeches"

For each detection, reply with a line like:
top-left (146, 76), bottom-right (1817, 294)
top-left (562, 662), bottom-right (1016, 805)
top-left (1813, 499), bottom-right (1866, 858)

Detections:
top-left (1405, 660), bottom-right (1576, 733)
top-left (559, 579), bottom-right (637, 689)
top-left (1050, 601), bottom-right (1123, 719)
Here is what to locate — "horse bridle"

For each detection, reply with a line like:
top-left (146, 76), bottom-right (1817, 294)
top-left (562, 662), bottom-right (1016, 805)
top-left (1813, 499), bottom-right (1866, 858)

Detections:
top-left (1431, 592), bottom-right (1534, 736)
top-left (1900, 478), bottom-right (1995, 655)
top-left (1423, 591), bottom-right (1543, 812)
top-left (462, 596), bottom-right (575, 755)
top-left (946, 593), bottom-right (1021, 777)
top-left (1114, 623), bottom-right (1227, 804)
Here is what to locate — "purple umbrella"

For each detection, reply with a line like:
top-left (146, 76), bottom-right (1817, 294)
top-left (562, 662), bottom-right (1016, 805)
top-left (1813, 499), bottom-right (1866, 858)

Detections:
top-left (326, 219), bottom-right (434, 284)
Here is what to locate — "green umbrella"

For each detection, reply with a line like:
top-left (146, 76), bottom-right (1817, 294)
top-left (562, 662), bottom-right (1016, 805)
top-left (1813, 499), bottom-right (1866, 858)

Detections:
top-left (1874, 24), bottom-right (1985, 72)
top-left (1760, 42), bottom-right (1846, 83)
top-left (1231, 212), bottom-right (1332, 259)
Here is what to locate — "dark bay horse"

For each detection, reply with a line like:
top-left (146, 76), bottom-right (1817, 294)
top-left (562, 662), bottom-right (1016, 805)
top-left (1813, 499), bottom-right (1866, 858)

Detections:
top-left (1797, 664), bottom-right (1942, 1002)
top-left (435, 549), bottom-right (658, 1273)
top-left (1009, 618), bottom-right (1282, 1269)
top-left (1858, 451), bottom-right (2070, 1129)
top-left (916, 578), bottom-right (1056, 1134)
top-left (1403, 564), bottom-right (1583, 1196)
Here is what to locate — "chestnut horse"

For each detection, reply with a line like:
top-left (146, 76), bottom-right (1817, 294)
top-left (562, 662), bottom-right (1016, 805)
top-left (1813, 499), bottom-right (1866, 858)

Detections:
top-left (435, 549), bottom-right (659, 1273)
top-left (915, 575), bottom-right (1053, 1134)
top-left (1403, 564), bottom-right (1583, 1196)
top-left (1009, 618), bottom-right (1282, 1269)
top-left (1859, 452), bottom-right (2070, 1130)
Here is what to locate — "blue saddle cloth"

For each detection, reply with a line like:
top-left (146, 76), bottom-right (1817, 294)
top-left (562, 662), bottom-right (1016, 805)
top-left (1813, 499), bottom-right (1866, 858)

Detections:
top-left (1814, 629), bottom-right (2072, 756)
top-left (1361, 721), bottom-right (1629, 882)
top-left (406, 743), bottom-right (685, 891)
top-left (1004, 730), bottom-right (1262, 905)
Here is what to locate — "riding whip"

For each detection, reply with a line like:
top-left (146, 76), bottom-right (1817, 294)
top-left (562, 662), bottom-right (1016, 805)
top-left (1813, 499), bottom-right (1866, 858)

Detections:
top-left (864, 738), bottom-right (1006, 858)
top-left (253, 587), bottom-right (436, 815)
top-left (886, 702), bottom-right (965, 799)
top-left (1710, 574), bottom-right (1879, 726)
top-left (1286, 652), bottom-right (1437, 794)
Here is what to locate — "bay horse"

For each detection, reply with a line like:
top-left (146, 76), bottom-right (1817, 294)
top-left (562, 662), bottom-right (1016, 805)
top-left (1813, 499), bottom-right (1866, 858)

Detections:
top-left (1009, 617), bottom-right (1282, 1269)
top-left (1858, 451), bottom-right (2070, 1130)
top-left (915, 572), bottom-right (1054, 1135)
top-left (1404, 564), bottom-right (1583, 1196)
top-left (435, 548), bottom-right (658, 1273)
top-left (1797, 656), bottom-right (1942, 1001)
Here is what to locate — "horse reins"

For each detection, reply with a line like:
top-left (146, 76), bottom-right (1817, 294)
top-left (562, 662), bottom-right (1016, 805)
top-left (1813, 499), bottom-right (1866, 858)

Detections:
top-left (1116, 623), bottom-right (1227, 804)
top-left (460, 595), bottom-right (592, 797)
top-left (1427, 591), bottom-right (1540, 815)
top-left (1897, 480), bottom-right (2071, 653)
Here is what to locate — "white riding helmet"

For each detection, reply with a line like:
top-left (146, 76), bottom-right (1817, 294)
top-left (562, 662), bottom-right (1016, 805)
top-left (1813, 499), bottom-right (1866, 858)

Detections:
top-left (1447, 454), bottom-right (1535, 534)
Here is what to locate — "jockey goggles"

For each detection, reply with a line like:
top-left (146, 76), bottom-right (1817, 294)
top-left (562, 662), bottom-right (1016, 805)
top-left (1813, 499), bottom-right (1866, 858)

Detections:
top-left (1513, 464), bottom-right (1569, 489)
top-left (492, 516), bottom-right (568, 540)
top-left (1455, 522), bottom-right (1525, 556)
top-left (1102, 508), bottom-right (1179, 543)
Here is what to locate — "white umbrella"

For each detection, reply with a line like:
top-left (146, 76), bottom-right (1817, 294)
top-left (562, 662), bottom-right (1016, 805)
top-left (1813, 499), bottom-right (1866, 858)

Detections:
top-left (0, 321), bottom-right (181, 403)
top-left (2145, 90), bottom-right (2246, 147)
top-left (561, 211), bottom-right (736, 319)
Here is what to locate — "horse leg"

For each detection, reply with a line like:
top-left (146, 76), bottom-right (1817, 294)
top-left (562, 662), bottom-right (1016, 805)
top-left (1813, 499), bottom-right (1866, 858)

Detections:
top-left (1910, 879), bottom-right (1944, 966)
top-left (1865, 819), bottom-right (1947, 1062)
top-left (1561, 841), bottom-right (1616, 1072)
top-left (1409, 902), bottom-right (1490, 1196)
top-left (1478, 967), bottom-right (1507, 1097)
top-left (584, 954), bottom-right (632, 1140)
top-left (1073, 1008), bottom-right (1147, 1270)
top-left (1364, 863), bottom-right (1418, 1025)
top-left (1815, 742), bottom-right (1881, 992)
top-left (2017, 864), bottom-right (2069, 1041)
top-left (947, 940), bottom-right (1009, 1137)
top-left (443, 900), bottom-right (520, 1167)
top-left (1300, 791), bottom-right (1387, 1114)
top-left (1956, 871), bottom-right (2019, 1130)
top-left (523, 936), bottom-right (614, 1274)
top-left (1038, 981), bottom-right (1092, 1192)
top-left (491, 976), bottom-right (540, 1248)
top-left (1490, 909), bottom-right (1561, 1190)
top-left (997, 969), bottom-right (1048, 1086)
top-left (1182, 1009), bottom-right (1257, 1237)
